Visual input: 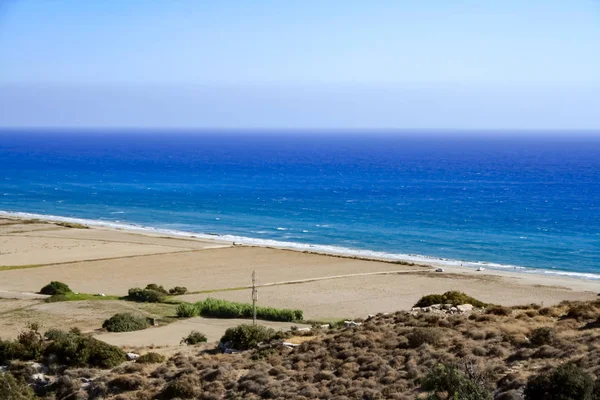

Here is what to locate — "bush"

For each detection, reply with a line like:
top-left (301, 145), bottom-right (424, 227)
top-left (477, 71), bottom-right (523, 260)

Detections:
top-left (422, 363), bottom-right (493, 400)
top-left (181, 331), bottom-right (208, 345)
top-left (136, 352), bottom-right (166, 364)
top-left (40, 281), bottom-right (72, 295)
top-left (161, 374), bottom-right (200, 399)
top-left (565, 303), bottom-right (598, 321)
top-left (486, 306), bottom-right (512, 316)
top-left (108, 375), bottom-right (145, 392)
top-left (407, 327), bottom-right (442, 348)
top-left (176, 302), bottom-right (200, 318)
top-left (0, 339), bottom-right (20, 365)
top-left (195, 298), bottom-right (303, 322)
top-left (524, 363), bottom-right (595, 400)
top-left (529, 327), bottom-right (556, 347)
top-left (220, 324), bottom-right (276, 350)
top-left (127, 287), bottom-right (166, 303)
top-left (145, 283), bottom-right (168, 294)
top-left (16, 323), bottom-right (44, 360)
top-left (102, 313), bottom-right (149, 332)
top-left (169, 286), bottom-right (188, 295)
top-left (415, 291), bottom-right (487, 308)
top-left (44, 330), bottom-right (126, 368)
top-left (0, 372), bottom-right (36, 400)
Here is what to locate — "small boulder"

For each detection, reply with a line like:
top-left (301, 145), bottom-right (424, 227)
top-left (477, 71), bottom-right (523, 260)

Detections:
top-left (457, 304), bottom-right (474, 313)
top-left (126, 352), bottom-right (139, 361)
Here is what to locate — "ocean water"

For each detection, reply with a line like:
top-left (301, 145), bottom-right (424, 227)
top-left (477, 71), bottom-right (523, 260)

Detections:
top-left (1, 131), bottom-right (599, 278)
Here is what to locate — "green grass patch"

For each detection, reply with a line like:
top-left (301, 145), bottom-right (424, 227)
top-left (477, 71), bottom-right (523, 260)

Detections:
top-left (0, 264), bottom-right (45, 272)
top-left (45, 292), bottom-right (120, 303)
top-left (176, 298), bottom-right (303, 322)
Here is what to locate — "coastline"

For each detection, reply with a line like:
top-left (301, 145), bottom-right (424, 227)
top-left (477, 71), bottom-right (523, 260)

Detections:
top-left (1, 209), bottom-right (599, 293)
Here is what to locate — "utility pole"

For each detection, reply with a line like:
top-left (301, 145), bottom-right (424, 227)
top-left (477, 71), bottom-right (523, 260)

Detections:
top-left (252, 270), bottom-right (257, 326)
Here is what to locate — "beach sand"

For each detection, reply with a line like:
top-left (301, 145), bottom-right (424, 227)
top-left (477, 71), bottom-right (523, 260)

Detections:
top-left (0, 216), bottom-right (597, 346)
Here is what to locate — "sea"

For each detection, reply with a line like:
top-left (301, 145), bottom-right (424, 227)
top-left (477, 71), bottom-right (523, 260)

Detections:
top-left (0, 130), bottom-right (599, 279)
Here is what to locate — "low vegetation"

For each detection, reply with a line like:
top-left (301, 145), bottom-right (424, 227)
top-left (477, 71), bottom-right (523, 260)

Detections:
top-left (0, 372), bottom-right (37, 400)
top-left (524, 363), bottom-right (600, 400)
top-left (180, 331), bottom-right (208, 345)
top-left (127, 286), bottom-right (167, 303)
top-left (0, 326), bottom-right (126, 370)
top-left (5, 294), bottom-right (600, 400)
top-left (102, 313), bottom-right (150, 332)
top-left (175, 298), bottom-right (303, 322)
top-left (127, 284), bottom-right (189, 302)
top-left (168, 286), bottom-right (188, 295)
top-left (136, 352), bottom-right (166, 364)
top-left (39, 281), bottom-right (72, 296)
top-left (220, 324), bottom-right (277, 350)
top-left (414, 290), bottom-right (488, 308)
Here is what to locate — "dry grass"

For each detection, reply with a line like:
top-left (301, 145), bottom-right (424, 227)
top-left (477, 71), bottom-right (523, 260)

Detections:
top-left (12, 297), bottom-right (600, 399)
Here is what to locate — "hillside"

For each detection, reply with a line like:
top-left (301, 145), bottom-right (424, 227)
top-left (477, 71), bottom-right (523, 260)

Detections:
top-left (3, 296), bottom-right (600, 399)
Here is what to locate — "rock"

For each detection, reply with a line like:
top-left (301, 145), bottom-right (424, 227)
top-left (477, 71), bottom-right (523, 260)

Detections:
top-left (32, 373), bottom-right (51, 384)
top-left (296, 327), bottom-right (311, 332)
top-left (367, 314), bottom-right (375, 320)
top-left (450, 307), bottom-right (458, 313)
top-left (344, 321), bottom-right (362, 328)
top-left (457, 304), bottom-right (474, 313)
top-left (430, 304), bottom-right (442, 310)
top-left (282, 342), bottom-right (300, 348)
top-left (443, 304), bottom-right (453, 310)
top-left (435, 268), bottom-right (444, 272)
top-left (411, 307), bottom-right (421, 312)
top-left (30, 362), bottom-right (48, 374)
top-left (319, 324), bottom-right (331, 329)
top-left (126, 352), bottom-right (139, 361)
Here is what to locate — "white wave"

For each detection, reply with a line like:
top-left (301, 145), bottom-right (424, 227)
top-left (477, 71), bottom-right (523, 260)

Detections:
top-left (110, 211), bottom-right (125, 214)
top-left (1, 209), bottom-right (599, 281)
top-left (276, 227), bottom-right (287, 231)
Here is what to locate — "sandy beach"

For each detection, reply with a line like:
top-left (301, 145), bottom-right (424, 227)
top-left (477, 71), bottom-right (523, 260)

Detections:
top-left (0, 216), bottom-right (597, 347)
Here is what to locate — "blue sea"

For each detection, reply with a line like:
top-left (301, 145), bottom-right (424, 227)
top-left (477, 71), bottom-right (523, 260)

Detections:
top-left (1, 131), bottom-right (599, 278)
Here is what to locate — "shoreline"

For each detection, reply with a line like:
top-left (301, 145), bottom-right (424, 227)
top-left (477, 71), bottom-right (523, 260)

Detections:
top-left (2, 209), bottom-right (600, 286)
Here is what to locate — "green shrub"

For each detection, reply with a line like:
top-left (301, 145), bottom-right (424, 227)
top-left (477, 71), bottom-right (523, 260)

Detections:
top-left (145, 283), bottom-right (168, 294)
top-left (44, 330), bottom-right (126, 368)
top-left (16, 323), bottom-right (44, 360)
top-left (195, 298), bottom-right (303, 322)
top-left (127, 287), bottom-right (166, 303)
top-left (407, 327), bottom-right (443, 348)
top-left (414, 291), bottom-right (487, 308)
top-left (136, 352), bottom-right (166, 364)
top-left (176, 302), bottom-right (200, 318)
top-left (40, 281), bottom-right (72, 295)
top-left (529, 327), bottom-right (556, 347)
top-left (422, 363), bottom-right (492, 400)
top-left (0, 339), bottom-right (20, 365)
top-left (102, 313), bottom-right (149, 332)
top-left (181, 331), bottom-right (208, 345)
top-left (169, 286), bottom-right (188, 295)
top-left (524, 363), bottom-right (595, 400)
top-left (220, 324), bottom-right (276, 350)
top-left (0, 372), bottom-right (36, 400)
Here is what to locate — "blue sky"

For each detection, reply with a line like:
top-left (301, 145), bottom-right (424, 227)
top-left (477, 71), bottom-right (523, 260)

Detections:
top-left (1, 1), bottom-right (599, 130)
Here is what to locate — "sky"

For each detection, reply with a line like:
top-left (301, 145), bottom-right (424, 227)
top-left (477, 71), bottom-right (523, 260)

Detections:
top-left (0, 0), bottom-right (599, 131)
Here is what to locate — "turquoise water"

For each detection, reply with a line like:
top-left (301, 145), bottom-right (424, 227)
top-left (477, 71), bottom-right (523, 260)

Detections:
top-left (1, 131), bottom-right (599, 278)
